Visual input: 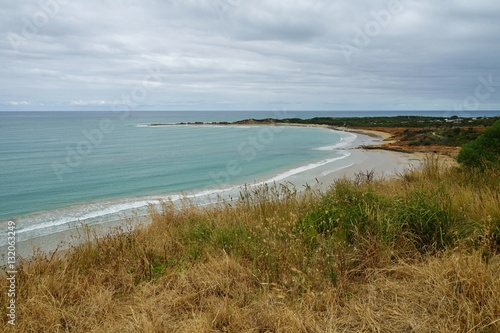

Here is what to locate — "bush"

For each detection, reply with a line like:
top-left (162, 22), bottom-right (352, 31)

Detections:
top-left (394, 189), bottom-right (465, 252)
top-left (297, 183), bottom-right (468, 255)
top-left (457, 120), bottom-right (500, 168)
top-left (296, 181), bottom-right (384, 246)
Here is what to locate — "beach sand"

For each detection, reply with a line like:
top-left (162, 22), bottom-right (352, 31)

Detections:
top-left (277, 127), bottom-right (425, 192)
top-left (333, 127), bottom-right (395, 140)
top-left (319, 150), bottom-right (421, 187)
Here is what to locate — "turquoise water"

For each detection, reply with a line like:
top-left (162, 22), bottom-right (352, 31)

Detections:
top-left (0, 111), bottom-right (353, 243)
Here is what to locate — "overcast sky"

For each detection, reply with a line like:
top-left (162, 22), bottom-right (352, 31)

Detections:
top-left (1, 0), bottom-right (499, 111)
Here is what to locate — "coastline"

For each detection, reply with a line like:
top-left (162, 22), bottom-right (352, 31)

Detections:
top-left (10, 117), bottom-right (498, 332)
top-left (336, 126), bottom-right (458, 168)
top-left (283, 127), bottom-right (425, 191)
top-left (331, 126), bottom-right (394, 140)
top-left (141, 122), bottom-right (426, 192)
top-left (321, 126), bottom-right (459, 180)
top-left (5, 125), bottom-right (430, 261)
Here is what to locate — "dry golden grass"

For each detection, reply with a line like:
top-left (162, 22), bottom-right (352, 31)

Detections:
top-left (2, 159), bottom-right (499, 332)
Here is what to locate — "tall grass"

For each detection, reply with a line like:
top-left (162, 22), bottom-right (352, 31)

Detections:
top-left (1, 158), bottom-right (499, 332)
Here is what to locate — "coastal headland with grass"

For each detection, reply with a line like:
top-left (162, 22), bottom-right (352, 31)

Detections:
top-left (1, 114), bottom-right (499, 332)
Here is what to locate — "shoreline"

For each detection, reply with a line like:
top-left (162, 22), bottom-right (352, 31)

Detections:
top-left (329, 126), bottom-right (394, 140)
top-left (4, 124), bottom-right (430, 261)
top-left (302, 128), bottom-right (424, 191)
top-left (142, 121), bottom-right (392, 139)
top-left (8, 114), bottom-right (497, 331)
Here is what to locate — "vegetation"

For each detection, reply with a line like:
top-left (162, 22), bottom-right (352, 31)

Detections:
top-left (458, 119), bottom-right (500, 169)
top-left (402, 127), bottom-right (482, 147)
top-left (235, 115), bottom-right (500, 129)
top-left (2, 158), bottom-right (499, 332)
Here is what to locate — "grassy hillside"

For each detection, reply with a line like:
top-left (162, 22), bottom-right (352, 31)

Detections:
top-left (2, 158), bottom-right (499, 332)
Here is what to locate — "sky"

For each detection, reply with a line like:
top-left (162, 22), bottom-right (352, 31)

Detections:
top-left (1, 0), bottom-right (499, 112)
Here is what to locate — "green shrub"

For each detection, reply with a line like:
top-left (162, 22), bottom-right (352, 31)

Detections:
top-left (458, 120), bottom-right (500, 168)
top-left (296, 176), bottom-right (474, 255)
top-left (393, 189), bottom-right (464, 252)
top-left (296, 181), bottom-right (387, 246)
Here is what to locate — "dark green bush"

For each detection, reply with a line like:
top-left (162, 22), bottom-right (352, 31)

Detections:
top-left (394, 189), bottom-right (465, 252)
top-left (296, 181), bottom-right (388, 247)
top-left (297, 180), bottom-right (472, 255)
top-left (458, 120), bottom-right (500, 169)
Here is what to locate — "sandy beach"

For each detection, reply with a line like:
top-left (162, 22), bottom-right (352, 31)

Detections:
top-left (274, 126), bottom-right (425, 192)
top-left (332, 126), bottom-right (395, 140)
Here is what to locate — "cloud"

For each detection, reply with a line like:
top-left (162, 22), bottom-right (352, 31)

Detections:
top-left (6, 101), bottom-right (30, 106)
top-left (0, 0), bottom-right (499, 111)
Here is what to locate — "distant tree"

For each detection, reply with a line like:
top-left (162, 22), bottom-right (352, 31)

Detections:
top-left (457, 119), bottom-right (500, 168)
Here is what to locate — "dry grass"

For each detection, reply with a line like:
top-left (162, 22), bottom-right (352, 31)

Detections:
top-left (2, 159), bottom-right (499, 332)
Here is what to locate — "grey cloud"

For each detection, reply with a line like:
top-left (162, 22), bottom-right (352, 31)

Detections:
top-left (0, 0), bottom-right (499, 111)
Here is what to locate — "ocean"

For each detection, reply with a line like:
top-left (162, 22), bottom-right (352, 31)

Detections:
top-left (0, 110), bottom-right (498, 249)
